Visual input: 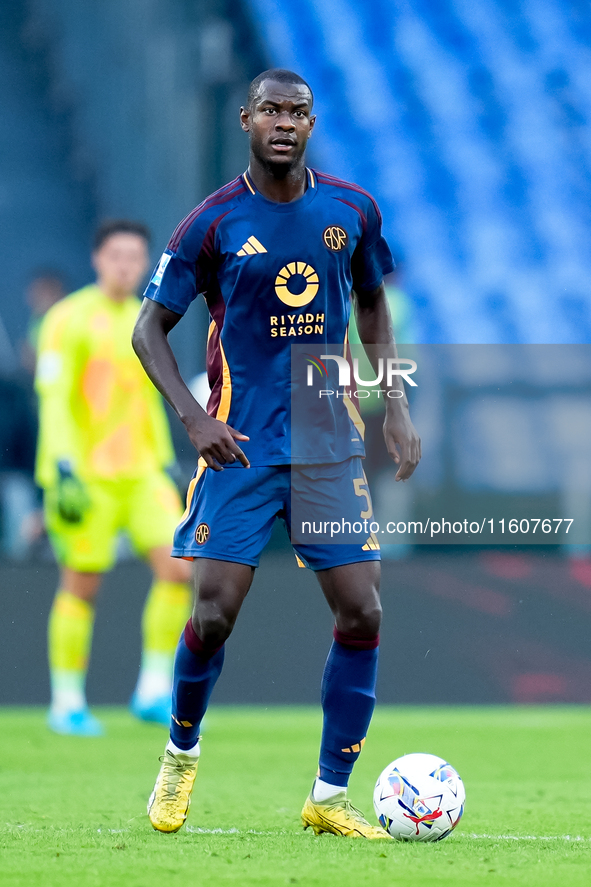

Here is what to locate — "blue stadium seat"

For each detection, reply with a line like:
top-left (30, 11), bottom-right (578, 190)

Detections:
top-left (247, 0), bottom-right (591, 343)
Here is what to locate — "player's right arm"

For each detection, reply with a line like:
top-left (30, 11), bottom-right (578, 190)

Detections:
top-left (135, 210), bottom-right (249, 470)
top-left (132, 298), bottom-right (249, 470)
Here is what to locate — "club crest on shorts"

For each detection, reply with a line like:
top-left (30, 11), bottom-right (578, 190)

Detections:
top-left (195, 523), bottom-right (210, 545)
top-left (323, 225), bottom-right (348, 251)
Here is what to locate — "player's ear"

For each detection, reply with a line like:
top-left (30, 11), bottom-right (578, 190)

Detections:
top-left (308, 114), bottom-right (316, 137)
top-left (240, 106), bottom-right (250, 132)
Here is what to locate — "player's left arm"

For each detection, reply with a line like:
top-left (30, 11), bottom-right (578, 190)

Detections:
top-left (353, 282), bottom-right (421, 480)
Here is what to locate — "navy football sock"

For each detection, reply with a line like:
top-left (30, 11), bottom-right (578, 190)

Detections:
top-left (318, 628), bottom-right (379, 788)
top-left (170, 620), bottom-right (225, 750)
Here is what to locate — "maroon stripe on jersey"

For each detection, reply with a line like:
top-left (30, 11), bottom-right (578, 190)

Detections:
top-left (198, 210), bottom-right (231, 416)
top-left (204, 268), bottom-right (227, 335)
top-left (199, 209), bottom-right (233, 269)
top-left (168, 177), bottom-right (245, 251)
top-left (204, 266), bottom-right (228, 419)
top-left (205, 308), bottom-right (225, 418)
top-left (333, 196), bottom-right (367, 234)
top-left (200, 205), bottom-right (228, 418)
top-left (314, 170), bottom-right (383, 225)
top-left (177, 207), bottom-right (235, 300)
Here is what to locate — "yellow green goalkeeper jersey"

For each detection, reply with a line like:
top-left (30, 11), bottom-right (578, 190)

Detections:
top-left (35, 284), bottom-right (174, 488)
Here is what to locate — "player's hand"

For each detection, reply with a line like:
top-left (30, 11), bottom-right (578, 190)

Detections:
top-left (56, 461), bottom-right (90, 523)
top-left (383, 407), bottom-right (421, 481)
top-left (185, 414), bottom-right (250, 471)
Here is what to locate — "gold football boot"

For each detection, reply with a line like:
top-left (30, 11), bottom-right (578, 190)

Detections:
top-left (147, 748), bottom-right (199, 833)
top-left (302, 790), bottom-right (393, 839)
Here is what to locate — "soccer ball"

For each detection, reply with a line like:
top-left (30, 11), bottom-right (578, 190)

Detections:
top-left (373, 753), bottom-right (465, 841)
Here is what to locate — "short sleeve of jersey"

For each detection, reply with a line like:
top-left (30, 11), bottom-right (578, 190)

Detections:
top-left (351, 197), bottom-right (395, 295)
top-left (144, 213), bottom-right (214, 316)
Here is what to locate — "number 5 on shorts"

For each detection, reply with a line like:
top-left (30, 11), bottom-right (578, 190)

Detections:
top-left (353, 477), bottom-right (372, 519)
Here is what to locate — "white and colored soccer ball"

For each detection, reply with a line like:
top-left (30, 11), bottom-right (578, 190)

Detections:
top-left (373, 753), bottom-right (465, 841)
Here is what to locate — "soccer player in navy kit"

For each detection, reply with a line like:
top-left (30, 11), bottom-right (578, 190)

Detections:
top-left (133, 69), bottom-right (421, 838)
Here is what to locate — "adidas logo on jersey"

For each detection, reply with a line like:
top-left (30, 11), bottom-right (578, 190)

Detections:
top-left (237, 236), bottom-right (267, 256)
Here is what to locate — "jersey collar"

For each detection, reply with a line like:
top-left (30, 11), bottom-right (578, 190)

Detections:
top-left (242, 168), bottom-right (317, 212)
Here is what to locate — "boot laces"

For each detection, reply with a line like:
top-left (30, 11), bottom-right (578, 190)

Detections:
top-left (157, 754), bottom-right (196, 801)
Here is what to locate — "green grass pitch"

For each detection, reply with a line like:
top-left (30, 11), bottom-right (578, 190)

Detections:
top-left (1, 706), bottom-right (590, 886)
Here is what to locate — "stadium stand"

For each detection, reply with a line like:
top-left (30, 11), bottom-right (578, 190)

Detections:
top-left (247, 0), bottom-right (591, 343)
top-left (0, 1), bottom-right (93, 347)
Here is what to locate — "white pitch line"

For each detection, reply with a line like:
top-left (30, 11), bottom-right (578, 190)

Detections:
top-left (10, 823), bottom-right (589, 843)
top-left (468, 833), bottom-right (591, 843)
top-left (181, 828), bottom-right (591, 842)
top-left (186, 827), bottom-right (240, 835)
top-left (186, 827), bottom-right (274, 835)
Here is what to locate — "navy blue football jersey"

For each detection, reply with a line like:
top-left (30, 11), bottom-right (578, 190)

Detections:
top-left (145, 168), bottom-right (394, 465)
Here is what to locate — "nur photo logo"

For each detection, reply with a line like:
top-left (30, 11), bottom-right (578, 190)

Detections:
top-left (304, 353), bottom-right (418, 395)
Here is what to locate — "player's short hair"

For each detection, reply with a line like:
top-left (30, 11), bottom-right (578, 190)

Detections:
top-left (247, 68), bottom-right (313, 109)
top-left (93, 220), bottom-right (151, 251)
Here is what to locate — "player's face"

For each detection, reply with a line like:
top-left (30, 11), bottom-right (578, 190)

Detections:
top-left (92, 233), bottom-right (150, 297)
top-left (240, 80), bottom-right (315, 172)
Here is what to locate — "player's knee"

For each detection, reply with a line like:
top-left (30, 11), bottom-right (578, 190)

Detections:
top-left (192, 610), bottom-right (234, 648)
top-left (338, 598), bottom-right (382, 637)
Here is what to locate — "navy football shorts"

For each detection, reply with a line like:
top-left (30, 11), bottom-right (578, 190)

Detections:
top-left (172, 457), bottom-right (381, 571)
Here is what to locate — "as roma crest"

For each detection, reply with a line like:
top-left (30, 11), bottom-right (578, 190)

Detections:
top-left (323, 225), bottom-right (348, 251)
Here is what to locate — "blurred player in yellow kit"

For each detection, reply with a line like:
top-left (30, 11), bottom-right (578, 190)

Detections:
top-left (35, 220), bottom-right (191, 736)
